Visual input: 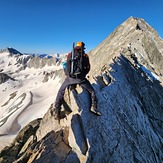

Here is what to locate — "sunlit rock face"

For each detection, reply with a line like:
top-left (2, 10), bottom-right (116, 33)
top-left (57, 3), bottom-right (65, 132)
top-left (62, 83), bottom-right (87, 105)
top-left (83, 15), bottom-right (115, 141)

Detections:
top-left (89, 16), bottom-right (163, 79)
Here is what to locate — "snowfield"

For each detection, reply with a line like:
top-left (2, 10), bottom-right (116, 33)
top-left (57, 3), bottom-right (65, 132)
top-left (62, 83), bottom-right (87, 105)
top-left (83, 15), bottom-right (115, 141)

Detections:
top-left (0, 51), bottom-right (62, 150)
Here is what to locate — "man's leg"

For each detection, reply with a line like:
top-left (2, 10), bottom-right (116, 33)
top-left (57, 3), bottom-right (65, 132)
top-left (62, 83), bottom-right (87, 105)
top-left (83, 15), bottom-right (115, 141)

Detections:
top-left (54, 77), bottom-right (80, 119)
top-left (55, 78), bottom-right (69, 107)
top-left (80, 79), bottom-right (101, 115)
top-left (55, 78), bottom-right (80, 107)
top-left (54, 77), bottom-right (70, 119)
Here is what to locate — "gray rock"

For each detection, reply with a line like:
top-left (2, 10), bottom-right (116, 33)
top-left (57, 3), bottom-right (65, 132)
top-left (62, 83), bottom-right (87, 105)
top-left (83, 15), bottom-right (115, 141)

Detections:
top-left (0, 73), bottom-right (15, 84)
top-left (0, 118), bottom-right (41, 162)
top-left (89, 16), bottom-right (163, 78)
top-left (27, 56), bottom-right (57, 69)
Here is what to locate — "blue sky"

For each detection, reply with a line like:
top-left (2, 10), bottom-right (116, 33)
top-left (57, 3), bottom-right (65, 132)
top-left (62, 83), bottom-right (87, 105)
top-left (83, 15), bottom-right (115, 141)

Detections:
top-left (0, 0), bottom-right (163, 54)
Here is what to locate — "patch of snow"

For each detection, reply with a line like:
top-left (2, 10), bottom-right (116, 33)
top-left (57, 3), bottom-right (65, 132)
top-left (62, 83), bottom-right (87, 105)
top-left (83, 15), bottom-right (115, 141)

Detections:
top-left (140, 65), bottom-right (160, 81)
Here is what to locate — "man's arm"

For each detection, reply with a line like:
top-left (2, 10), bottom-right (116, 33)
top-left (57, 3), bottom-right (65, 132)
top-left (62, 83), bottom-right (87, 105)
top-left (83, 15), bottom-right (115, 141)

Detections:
top-left (83, 53), bottom-right (90, 75)
top-left (64, 52), bottom-right (71, 76)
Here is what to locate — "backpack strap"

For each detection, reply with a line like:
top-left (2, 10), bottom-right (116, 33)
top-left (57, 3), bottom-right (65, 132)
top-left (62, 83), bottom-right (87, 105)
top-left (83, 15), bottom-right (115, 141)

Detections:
top-left (70, 42), bottom-right (75, 74)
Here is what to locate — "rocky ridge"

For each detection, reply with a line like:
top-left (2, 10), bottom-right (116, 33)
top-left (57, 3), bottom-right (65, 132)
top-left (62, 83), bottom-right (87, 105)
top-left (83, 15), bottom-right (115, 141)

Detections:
top-left (89, 16), bottom-right (163, 83)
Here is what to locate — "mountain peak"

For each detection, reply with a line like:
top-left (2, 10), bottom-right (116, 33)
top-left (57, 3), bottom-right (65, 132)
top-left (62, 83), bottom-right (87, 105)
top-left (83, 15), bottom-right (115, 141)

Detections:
top-left (124, 16), bottom-right (143, 23)
top-left (122, 16), bottom-right (143, 30)
top-left (0, 47), bottom-right (23, 55)
top-left (122, 16), bottom-right (162, 39)
top-left (89, 16), bottom-right (163, 79)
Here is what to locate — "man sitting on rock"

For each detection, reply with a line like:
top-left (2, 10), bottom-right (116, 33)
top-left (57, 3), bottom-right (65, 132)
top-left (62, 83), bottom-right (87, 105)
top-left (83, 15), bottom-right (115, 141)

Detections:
top-left (53, 42), bottom-right (101, 119)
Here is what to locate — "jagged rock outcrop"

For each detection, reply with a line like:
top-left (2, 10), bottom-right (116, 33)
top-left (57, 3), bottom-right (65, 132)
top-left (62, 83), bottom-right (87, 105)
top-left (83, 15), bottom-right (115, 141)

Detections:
top-left (42, 69), bottom-right (63, 82)
top-left (0, 73), bottom-right (15, 84)
top-left (0, 17), bottom-right (163, 163)
top-left (27, 56), bottom-right (57, 69)
top-left (0, 119), bottom-right (41, 163)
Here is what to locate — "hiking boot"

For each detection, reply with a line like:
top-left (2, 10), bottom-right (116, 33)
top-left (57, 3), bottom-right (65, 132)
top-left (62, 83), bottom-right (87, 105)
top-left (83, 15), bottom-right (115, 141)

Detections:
top-left (55, 108), bottom-right (61, 119)
top-left (59, 111), bottom-right (66, 119)
top-left (51, 105), bottom-right (61, 120)
top-left (90, 103), bottom-right (101, 116)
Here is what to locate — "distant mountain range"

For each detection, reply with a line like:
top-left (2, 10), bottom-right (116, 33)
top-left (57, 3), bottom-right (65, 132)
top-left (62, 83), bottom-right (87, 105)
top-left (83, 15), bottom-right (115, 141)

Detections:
top-left (0, 47), bottom-right (59, 59)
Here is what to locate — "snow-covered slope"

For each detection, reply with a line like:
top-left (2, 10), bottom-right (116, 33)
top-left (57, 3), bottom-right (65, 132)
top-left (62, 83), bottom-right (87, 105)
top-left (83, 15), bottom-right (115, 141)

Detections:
top-left (0, 50), bottom-right (63, 149)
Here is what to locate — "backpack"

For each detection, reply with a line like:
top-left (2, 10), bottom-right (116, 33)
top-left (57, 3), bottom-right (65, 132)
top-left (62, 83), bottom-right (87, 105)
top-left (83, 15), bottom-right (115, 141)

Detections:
top-left (66, 49), bottom-right (83, 78)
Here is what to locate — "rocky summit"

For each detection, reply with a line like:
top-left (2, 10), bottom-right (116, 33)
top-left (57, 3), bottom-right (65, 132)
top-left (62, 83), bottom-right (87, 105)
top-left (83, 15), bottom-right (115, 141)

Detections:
top-left (0, 16), bottom-right (163, 163)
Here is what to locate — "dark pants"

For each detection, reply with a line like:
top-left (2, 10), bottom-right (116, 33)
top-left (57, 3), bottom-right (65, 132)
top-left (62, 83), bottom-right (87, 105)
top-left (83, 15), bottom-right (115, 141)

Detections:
top-left (55, 77), bottom-right (97, 108)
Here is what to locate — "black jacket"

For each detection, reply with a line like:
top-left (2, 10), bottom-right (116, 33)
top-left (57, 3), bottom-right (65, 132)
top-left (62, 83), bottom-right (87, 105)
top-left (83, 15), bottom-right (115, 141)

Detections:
top-left (65, 48), bottom-right (90, 79)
